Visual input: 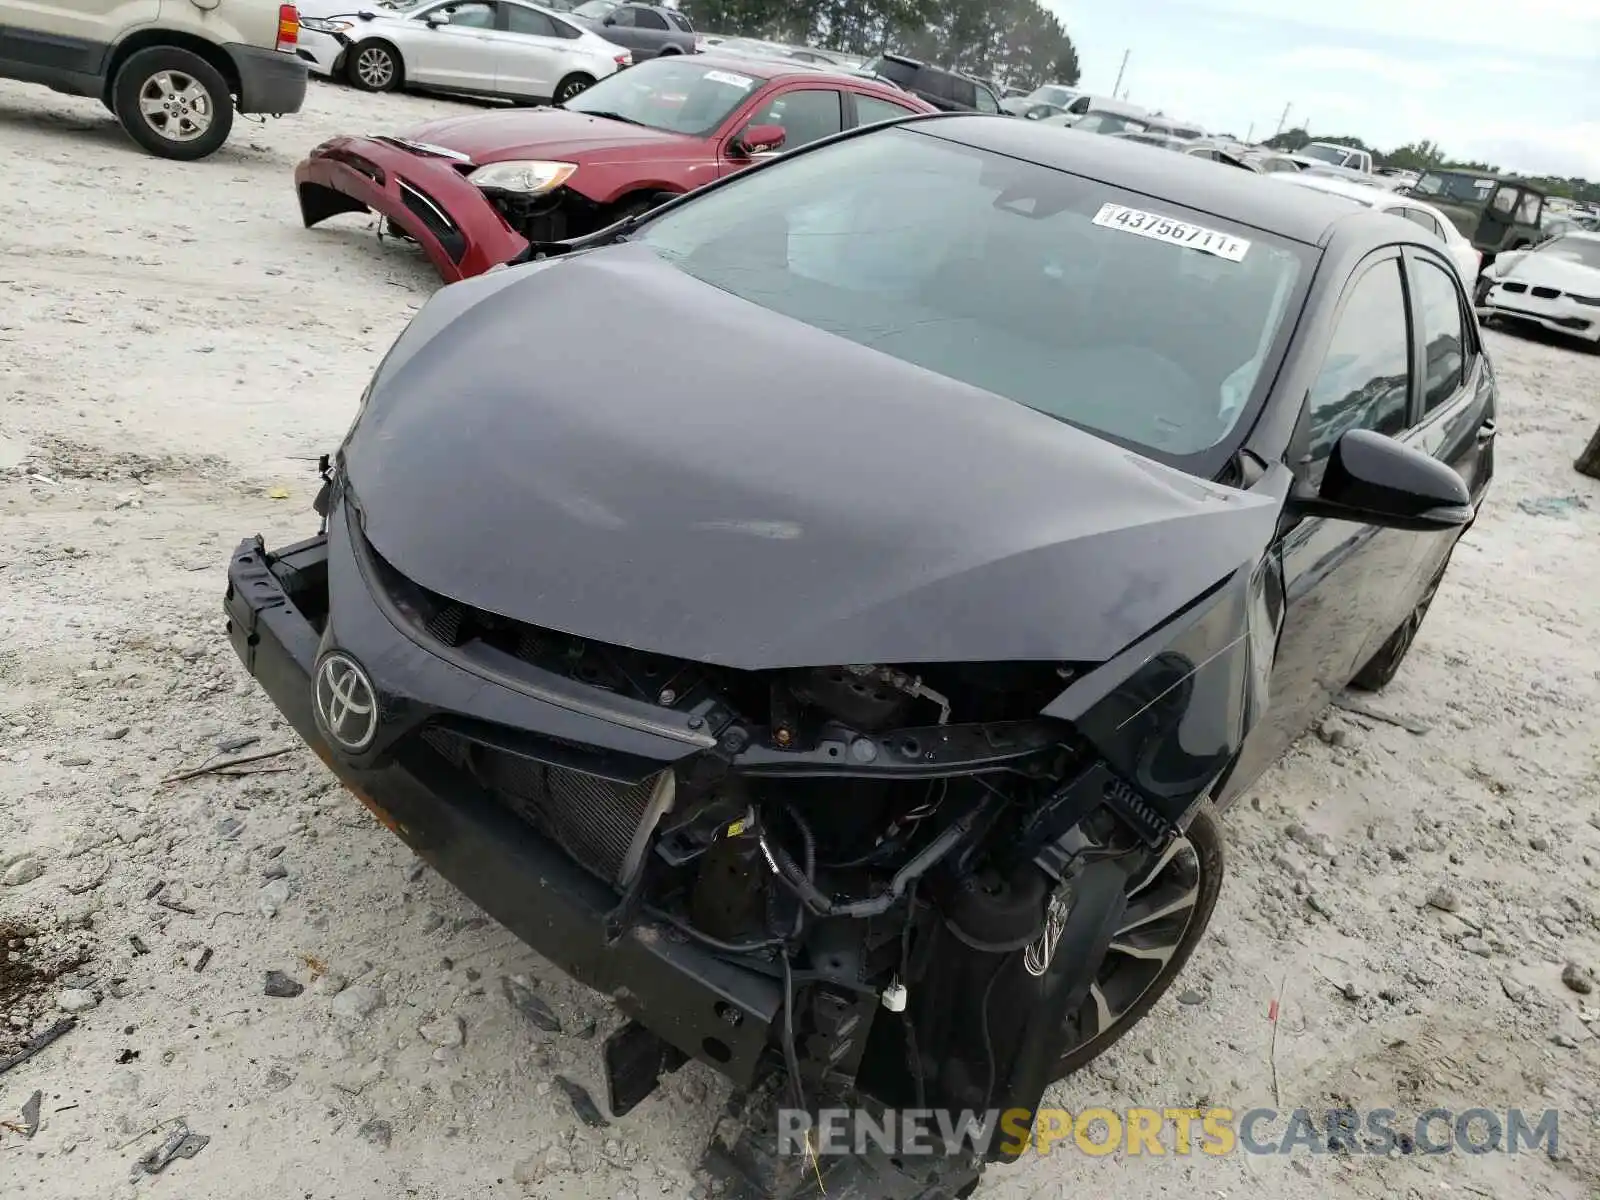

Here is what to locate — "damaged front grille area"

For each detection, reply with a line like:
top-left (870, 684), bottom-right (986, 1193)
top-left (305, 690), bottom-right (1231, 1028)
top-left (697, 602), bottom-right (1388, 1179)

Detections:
top-left (421, 726), bottom-right (673, 885)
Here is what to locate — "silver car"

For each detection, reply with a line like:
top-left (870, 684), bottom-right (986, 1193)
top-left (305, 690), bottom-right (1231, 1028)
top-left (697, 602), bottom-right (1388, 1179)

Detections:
top-left (298, 0), bottom-right (631, 104)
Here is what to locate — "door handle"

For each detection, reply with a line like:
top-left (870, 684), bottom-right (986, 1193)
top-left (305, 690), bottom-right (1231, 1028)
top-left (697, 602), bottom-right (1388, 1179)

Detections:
top-left (1476, 419), bottom-right (1497, 443)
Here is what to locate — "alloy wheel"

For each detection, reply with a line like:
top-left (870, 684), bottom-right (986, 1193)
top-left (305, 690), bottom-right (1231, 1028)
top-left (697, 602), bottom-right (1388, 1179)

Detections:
top-left (356, 47), bottom-right (396, 89)
top-left (556, 77), bottom-right (591, 102)
top-left (137, 70), bottom-right (214, 143)
top-left (1066, 833), bottom-right (1203, 1052)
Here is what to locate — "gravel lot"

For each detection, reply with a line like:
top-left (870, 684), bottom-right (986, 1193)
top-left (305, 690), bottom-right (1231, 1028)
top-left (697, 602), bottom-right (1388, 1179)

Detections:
top-left (2, 75), bottom-right (1599, 1200)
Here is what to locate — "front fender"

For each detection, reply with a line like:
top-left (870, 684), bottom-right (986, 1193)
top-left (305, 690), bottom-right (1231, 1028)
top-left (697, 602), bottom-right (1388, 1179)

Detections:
top-left (1045, 474), bottom-right (1290, 830)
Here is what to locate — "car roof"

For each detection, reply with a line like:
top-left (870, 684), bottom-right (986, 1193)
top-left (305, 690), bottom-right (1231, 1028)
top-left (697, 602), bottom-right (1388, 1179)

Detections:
top-left (1278, 172), bottom-right (1394, 205)
top-left (1422, 167), bottom-right (1544, 191)
top-left (688, 51), bottom-right (831, 79)
top-left (908, 115), bottom-right (1381, 245)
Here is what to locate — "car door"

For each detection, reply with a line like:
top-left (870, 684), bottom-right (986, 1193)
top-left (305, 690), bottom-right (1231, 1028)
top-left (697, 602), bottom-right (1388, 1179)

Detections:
top-left (720, 85), bottom-right (844, 172)
top-left (405, 0), bottom-right (499, 91)
top-left (599, 4), bottom-right (661, 57)
top-left (0, 0), bottom-right (157, 76)
top-left (1400, 245), bottom-right (1493, 517)
top-left (1221, 252), bottom-right (1424, 801)
top-left (489, 1), bottom-right (566, 97)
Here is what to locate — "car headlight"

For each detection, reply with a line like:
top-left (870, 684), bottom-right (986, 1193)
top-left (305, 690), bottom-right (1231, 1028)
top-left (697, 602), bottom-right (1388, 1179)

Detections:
top-left (467, 160), bottom-right (578, 194)
top-left (300, 16), bottom-right (352, 32)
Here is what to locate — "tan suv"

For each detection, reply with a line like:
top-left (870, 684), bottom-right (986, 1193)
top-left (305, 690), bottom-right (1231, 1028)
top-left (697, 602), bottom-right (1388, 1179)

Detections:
top-left (0, 0), bottom-right (308, 160)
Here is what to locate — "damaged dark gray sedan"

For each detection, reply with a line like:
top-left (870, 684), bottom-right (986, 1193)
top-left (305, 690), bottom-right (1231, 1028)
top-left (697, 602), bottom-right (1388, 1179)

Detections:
top-left (225, 115), bottom-right (1494, 1197)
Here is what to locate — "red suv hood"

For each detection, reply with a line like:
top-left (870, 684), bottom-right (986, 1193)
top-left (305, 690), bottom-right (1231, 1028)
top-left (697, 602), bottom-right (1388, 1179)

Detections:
top-left (402, 108), bottom-right (702, 164)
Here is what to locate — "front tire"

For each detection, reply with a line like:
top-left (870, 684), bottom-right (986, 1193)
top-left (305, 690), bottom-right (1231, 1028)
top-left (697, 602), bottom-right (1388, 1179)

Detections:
top-left (553, 72), bottom-right (594, 104)
top-left (1053, 808), bottom-right (1224, 1077)
top-left (111, 47), bottom-right (233, 161)
top-left (347, 41), bottom-right (403, 92)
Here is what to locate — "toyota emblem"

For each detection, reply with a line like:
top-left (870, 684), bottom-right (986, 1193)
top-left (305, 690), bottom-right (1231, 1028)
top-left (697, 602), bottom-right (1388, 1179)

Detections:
top-left (314, 652), bottom-right (379, 753)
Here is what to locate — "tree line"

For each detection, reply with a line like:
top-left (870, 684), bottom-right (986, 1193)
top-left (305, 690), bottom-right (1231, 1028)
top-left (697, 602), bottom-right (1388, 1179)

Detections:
top-left (682, 0), bottom-right (1080, 90)
top-left (1266, 128), bottom-right (1598, 205)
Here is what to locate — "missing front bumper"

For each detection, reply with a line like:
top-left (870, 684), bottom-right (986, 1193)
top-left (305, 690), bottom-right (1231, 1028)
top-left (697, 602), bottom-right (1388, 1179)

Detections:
top-left (223, 533), bottom-right (782, 1085)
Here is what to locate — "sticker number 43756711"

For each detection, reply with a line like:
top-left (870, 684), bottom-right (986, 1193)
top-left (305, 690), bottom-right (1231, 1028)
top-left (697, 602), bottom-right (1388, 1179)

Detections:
top-left (1090, 203), bottom-right (1251, 261)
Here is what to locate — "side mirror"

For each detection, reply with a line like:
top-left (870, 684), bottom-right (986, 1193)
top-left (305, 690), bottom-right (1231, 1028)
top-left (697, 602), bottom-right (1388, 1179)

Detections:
top-left (602, 12), bottom-right (617, 23)
top-left (732, 123), bottom-right (785, 157)
top-left (1293, 429), bottom-right (1473, 531)
top-left (425, 13), bottom-right (447, 24)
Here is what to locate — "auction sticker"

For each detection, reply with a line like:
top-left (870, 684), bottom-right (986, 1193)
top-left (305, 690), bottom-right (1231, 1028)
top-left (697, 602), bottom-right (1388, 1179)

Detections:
top-left (703, 70), bottom-right (755, 88)
top-left (1091, 203), bottom-right (1250, 261)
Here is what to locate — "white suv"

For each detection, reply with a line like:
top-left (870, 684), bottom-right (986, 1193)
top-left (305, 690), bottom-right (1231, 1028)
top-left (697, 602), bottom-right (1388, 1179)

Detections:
top-left (0, 0), bottom-right (307, 160)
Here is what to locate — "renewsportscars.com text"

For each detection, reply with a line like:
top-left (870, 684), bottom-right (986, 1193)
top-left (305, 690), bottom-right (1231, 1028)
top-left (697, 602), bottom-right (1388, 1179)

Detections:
top-left (777, 1106), bottom-right (1561, 1158)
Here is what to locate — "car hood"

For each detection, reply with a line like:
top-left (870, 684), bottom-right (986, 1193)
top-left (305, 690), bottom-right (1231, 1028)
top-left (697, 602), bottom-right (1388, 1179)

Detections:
top-left (401, 108), bottom-right (700, 164)
top-left (342, 243), bottom-right (1282, 670)
top-left (1501, 253), bottom-right (1600, 292)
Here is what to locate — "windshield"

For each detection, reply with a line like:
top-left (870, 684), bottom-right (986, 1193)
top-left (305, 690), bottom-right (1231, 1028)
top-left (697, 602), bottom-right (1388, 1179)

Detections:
top-left (1072, 111), bottom-right (1146, 135)
top-left (633, 127), bottom-right (1309, 460)
top-left (1297, 144), bottom-right (1353, 165)
top-left (562, 57), bottom-right (768, 135)
top-left (1414, 171), bottom-right (1496, 204)
top-left (571, 0), bottom-right (614, 16)
top-left (1537, 236), bottom-right (1600, 270)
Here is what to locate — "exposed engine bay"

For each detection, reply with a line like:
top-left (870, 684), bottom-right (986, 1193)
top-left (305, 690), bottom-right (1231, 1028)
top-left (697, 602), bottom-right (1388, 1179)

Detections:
top-left (327, 540), bottom-right (1210, 1194)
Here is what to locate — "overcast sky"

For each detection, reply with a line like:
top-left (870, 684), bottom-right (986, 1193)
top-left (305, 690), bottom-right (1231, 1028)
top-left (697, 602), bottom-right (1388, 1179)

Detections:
top-left (1047, 0), bottom-right (1600, 179)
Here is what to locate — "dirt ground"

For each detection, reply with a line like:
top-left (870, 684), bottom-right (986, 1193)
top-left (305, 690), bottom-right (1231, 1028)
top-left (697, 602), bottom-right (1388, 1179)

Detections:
top-left (2, 75), bottom-right (1599, 1200)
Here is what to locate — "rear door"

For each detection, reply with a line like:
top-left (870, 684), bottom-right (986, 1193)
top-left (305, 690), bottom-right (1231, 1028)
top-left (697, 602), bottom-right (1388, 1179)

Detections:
top-left (406, 0), bottom-right (500, 90)
top-left (489, 1), bottom-right (567, 97)
top-left (1401, 246), bottom-right (1493, 509)
top-left (605, 4), bottom-right (669, 58)
top-left (0, 0), bottom-right (157, 80)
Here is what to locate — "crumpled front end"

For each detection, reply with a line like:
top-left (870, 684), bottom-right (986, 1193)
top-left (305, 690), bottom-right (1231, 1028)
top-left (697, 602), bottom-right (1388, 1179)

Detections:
top-left (224, 261), bottom-right (1286, 1191)
top-left (295, 136), bottom-right (529, 281)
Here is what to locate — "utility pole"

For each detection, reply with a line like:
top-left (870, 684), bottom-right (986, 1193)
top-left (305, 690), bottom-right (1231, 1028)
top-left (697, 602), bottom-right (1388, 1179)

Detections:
top-left (1245, 121), bottom-right (1254, 143)
top-left (1274, 102), bottom-right (1292, 137)
top-left (1111, 49), bottom-right (1129, 97)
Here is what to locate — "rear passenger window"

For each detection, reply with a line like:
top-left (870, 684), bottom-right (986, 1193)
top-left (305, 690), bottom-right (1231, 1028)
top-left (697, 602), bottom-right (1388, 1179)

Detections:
top-left (1396, 207), bottom-right (1443, 240)
top-left (1413, 260), bottom-right (1466, 413)
top-left (505, 5), bottom-right (557, 35)
top-left (633, 7), bottom-right (668, 28)
top-left (856, 94), bottom-right (917, 126)
top-left (1306, 259), bottom-right (1411, 462)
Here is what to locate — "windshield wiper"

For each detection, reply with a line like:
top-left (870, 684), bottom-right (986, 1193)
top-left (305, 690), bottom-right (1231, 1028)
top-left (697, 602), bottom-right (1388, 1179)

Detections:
top-left (576, 109), bottom-right (646, 127)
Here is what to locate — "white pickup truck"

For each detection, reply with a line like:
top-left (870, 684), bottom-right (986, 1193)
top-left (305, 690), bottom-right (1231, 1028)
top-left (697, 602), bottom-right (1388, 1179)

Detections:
top-left (1287, 141), bottom-right (1375, 173)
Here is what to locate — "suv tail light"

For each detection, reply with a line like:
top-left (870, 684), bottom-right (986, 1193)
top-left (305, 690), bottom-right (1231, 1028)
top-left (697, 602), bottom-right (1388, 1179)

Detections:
top-left (614, 51), bottom-right (632, 66)
top-left (277, 4), bottom-right (300, 51)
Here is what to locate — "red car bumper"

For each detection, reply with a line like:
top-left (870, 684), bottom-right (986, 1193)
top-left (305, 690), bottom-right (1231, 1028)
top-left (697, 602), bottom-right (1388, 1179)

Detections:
top-left (294, 136), bottom-right (529, 283)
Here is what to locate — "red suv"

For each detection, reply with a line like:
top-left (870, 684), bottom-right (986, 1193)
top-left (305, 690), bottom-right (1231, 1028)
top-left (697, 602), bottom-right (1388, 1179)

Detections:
top-left (295, 54), bottom-right (935, 280)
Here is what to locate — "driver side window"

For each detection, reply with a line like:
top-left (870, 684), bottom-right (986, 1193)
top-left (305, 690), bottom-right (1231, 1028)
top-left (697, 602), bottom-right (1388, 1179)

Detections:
top-left (607, 6), bottom-right (637, 25)
top-left (1305, 259), bottom-right (1412, 466)
top-left (431, 0), bottom-right (495, 26)
top-left (741, 89), bottom-right (843, 153)
top-left (1515, 192), bottom-right (1540, 224)
top-left (1488, 186), bottom-right (1517, 216)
